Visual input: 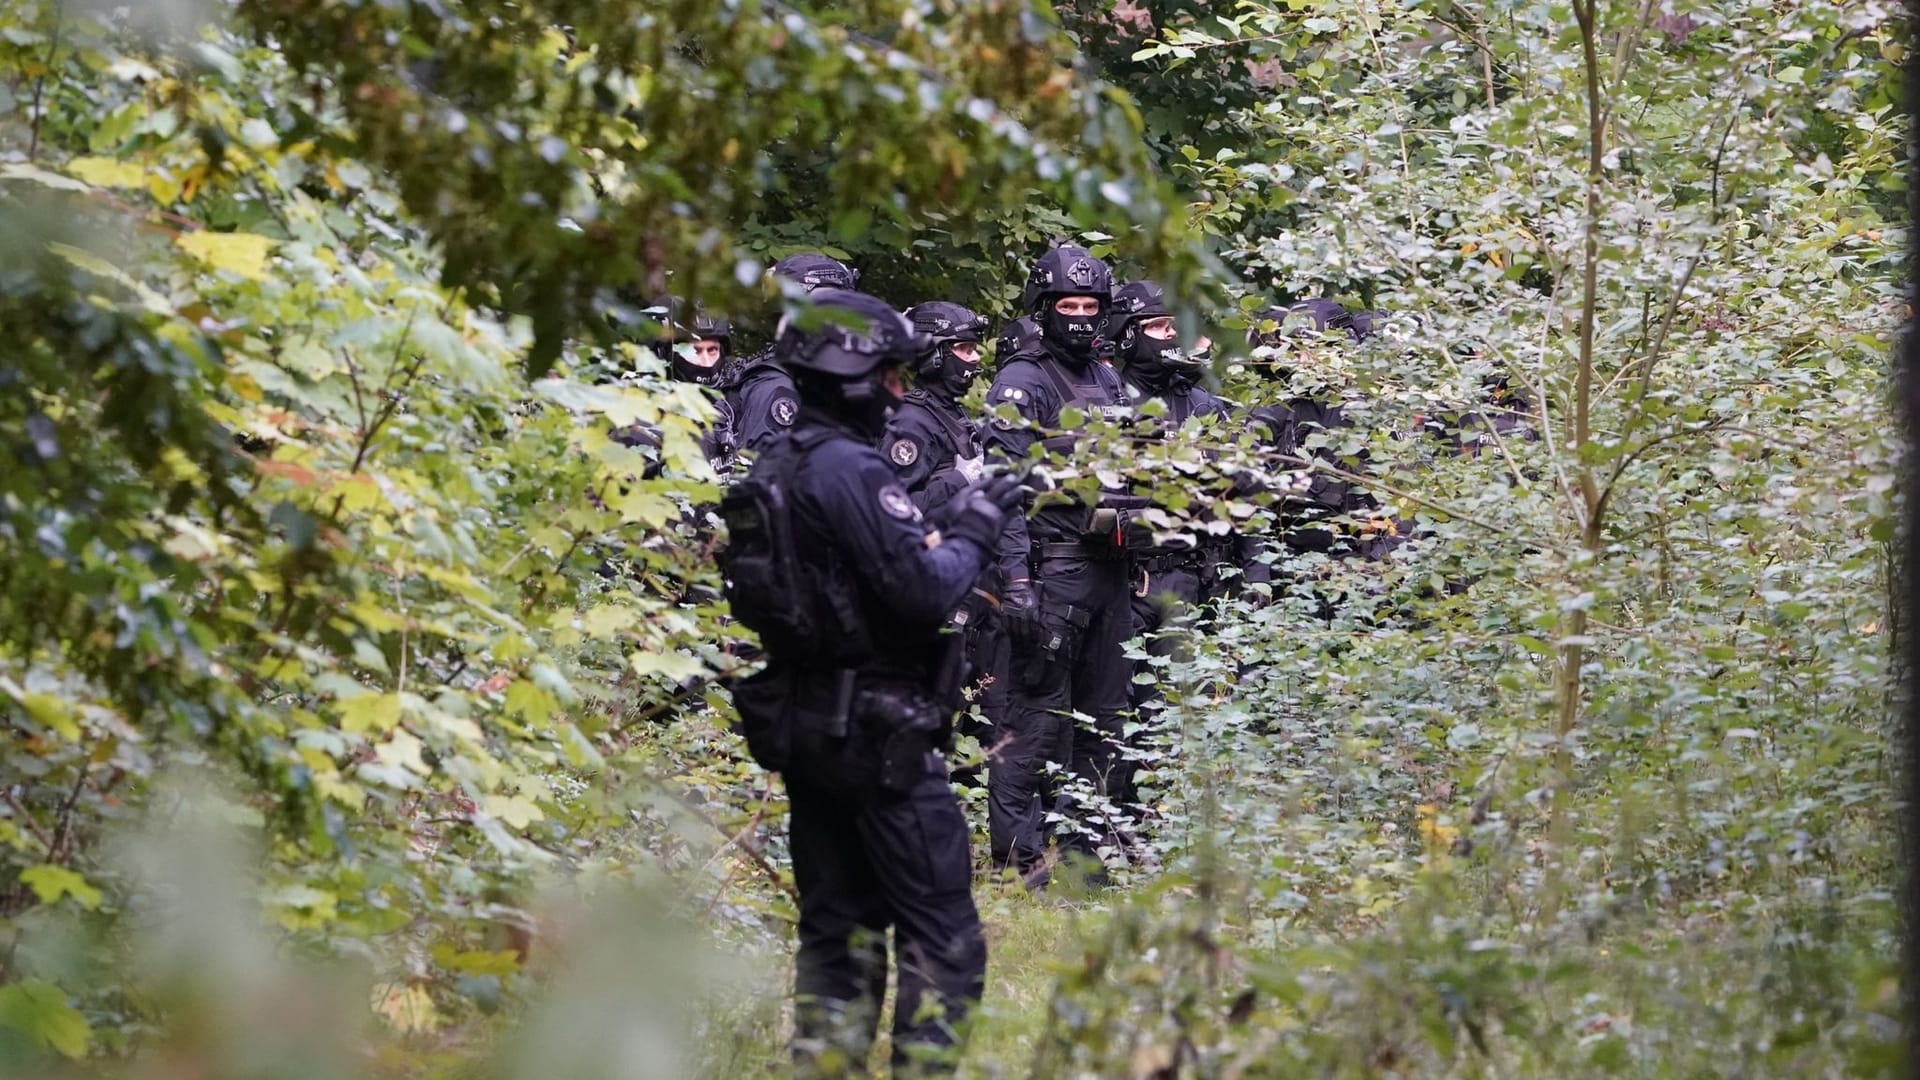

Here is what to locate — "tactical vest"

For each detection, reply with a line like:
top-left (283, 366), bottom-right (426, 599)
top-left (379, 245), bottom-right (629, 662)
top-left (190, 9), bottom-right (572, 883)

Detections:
top-left (1015, 353), bottom-right (1129, 457)
top-left (900, 390), bottom-right (984, 487)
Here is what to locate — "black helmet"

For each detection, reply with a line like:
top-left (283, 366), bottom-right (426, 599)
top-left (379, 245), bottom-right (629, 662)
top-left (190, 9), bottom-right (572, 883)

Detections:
top-left (1248, 299), bottom-right (1358, 349)
top-left (775, 288), bottom-right (919, 377)
top-left (1107, 280), bottom-right (1171, 339)
top-left (772, 252), bottom-right (858, 293)
top-left (995, 315), bottom-right (1043, 362)
top-left (1110, 279), bottom-right (1202, 383)
top-left (906, 300), bottom-right (989, 398)
top-left (908, 301), bottom-right (988, 347)
top-left (690, 310), bottom-right (731, 345)
top-left (1024, 244), bottom-right (1114, 317)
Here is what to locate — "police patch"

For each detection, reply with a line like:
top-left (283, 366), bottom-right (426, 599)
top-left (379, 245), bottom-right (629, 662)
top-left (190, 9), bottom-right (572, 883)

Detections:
top-left (771, 396), bottom-right (798, 427)
top-left (878, 484), bottom-right (918, 521)
top-left (889, 438), bottom-right (920, 467)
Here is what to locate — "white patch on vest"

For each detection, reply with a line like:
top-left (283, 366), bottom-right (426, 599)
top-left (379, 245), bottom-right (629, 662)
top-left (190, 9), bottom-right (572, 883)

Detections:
top-left (878, 484), bottom-right (919, 521)
top-left (999, 387), bottom-right (1027, 402)
top-left (956, 454), bottom-right (985, 483)
top-left (889, 438), bottom-right (920, 467)
top-left (771, 397), bottom-right (798, 426)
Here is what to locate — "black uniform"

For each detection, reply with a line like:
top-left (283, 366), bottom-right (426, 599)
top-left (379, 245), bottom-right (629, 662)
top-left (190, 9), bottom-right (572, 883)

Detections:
top-left (768, 418), bottom-right (988, 1068)
top-left (1120, 367), bottom-right (1238, 635)
top-left (1248, 300), bottom-right (1400, 562)
top-left (723, 288), bottom-right (1017, 1073)
top-left (719, 348), bottom-right (800, 458)
top-left (883, 387), bottom-right (1007, 772)
top-left (984, 336), bottom-right (1138, 874)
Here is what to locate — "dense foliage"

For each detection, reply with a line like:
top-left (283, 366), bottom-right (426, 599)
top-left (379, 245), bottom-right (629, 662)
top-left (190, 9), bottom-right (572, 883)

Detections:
top-left (0, 0), bottom-right (1903, 1075)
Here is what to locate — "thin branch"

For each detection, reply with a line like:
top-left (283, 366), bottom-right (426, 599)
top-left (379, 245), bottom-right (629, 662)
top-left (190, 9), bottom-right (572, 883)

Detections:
top-left (651, 780), bottom-right (797, 903)
top-left (26, 12), bottom-right (63, 163)
top-left (2, 790), bottom-right (54, 854)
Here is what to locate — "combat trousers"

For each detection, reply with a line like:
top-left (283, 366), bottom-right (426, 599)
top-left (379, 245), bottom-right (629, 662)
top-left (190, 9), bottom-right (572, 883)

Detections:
top-left (988, 550), bottom-right (1133, 875)
top-left (951, 615), bottom-right (1008, 789)
top-left (1128, 564), bottom-right (1205, 711)
top-left (788, 758), bottom-right (985, 1076)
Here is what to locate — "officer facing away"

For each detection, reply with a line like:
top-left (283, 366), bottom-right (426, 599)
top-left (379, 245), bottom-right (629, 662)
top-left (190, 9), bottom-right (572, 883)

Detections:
top-left (718, 252), bottom-right (858, 457)
top-left (983, 245), bottom-right (1141, 881)
top-left (719, 289), bottom-right (1024, 1075)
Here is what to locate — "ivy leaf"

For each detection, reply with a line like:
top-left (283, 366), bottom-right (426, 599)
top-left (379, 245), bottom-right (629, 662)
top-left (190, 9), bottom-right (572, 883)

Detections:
top-left (175, 230), bottom-right (277, 281)
top-left (18, 865), bottom-right (102, 911)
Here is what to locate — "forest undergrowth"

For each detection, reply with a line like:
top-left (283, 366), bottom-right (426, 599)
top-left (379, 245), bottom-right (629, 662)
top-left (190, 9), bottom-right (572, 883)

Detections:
top-left (0, 0), bottom-right (1905, 1075)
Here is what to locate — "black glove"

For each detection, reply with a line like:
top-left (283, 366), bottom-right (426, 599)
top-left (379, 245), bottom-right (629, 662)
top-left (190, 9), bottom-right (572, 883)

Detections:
top-left (942, 475), bottom-right (1025, 550)
top-left (1000, 576), bottom-right (1040, 645)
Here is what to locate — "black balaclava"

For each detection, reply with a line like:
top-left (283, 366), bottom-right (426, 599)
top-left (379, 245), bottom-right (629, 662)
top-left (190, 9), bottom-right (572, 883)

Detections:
top-left (906, 300), bottom-right (988, 403)
top-left (1025, 244), bottom-right (1113, 365)
top-left (670, 311), bottom-right (729, 384)
top-left (1111, 279), bottom-right (1203, 390)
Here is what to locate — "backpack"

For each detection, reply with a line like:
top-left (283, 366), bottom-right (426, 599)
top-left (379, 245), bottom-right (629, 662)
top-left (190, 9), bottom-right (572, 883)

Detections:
top-left (716, 431), bottom-right (865, 662)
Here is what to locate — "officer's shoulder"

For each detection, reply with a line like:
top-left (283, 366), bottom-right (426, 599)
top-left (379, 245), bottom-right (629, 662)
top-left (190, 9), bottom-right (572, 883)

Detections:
top-left (988, 358), bottom-right (1050, 400)
top-left (891, 395), bottom-right (940, 426)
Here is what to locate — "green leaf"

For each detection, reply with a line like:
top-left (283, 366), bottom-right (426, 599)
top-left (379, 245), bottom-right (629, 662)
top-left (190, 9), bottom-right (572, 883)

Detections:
top-left (19, 865), bottom-right (102, 911)
top-left (0, 980), bottom-right (91, 1059)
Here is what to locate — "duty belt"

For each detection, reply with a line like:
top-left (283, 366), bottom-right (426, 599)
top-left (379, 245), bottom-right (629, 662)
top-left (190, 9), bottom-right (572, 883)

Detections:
top-left (1036, 541), bottom-right (1127, 562)
top-left (1134, 548), bottom-right (1208, 574)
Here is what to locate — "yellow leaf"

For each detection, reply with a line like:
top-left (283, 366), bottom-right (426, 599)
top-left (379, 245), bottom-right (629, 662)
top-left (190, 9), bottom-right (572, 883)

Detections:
top-left (376, 729), bottom-right (429, 775)
top-left (483, 794), bottom-right (545, 829)
top-left (146, 169), bottom-right (184, 205)
top-left (315, 775), bottom-right (367, 810)
top-left (337, 693), bottom-right (402, 734)
top-left (1416, 803), bottom-right (1459, 855)
top-left (580, 604), bottom-right (636, 638)
top-left (175, 229), bottom-right (276, 281)
top-left (373, 984), bottom-right (441, 1035)
top-left (65, 156), bottom-right (145, 189)
top-left (0, 163), bottom-right (90, 192)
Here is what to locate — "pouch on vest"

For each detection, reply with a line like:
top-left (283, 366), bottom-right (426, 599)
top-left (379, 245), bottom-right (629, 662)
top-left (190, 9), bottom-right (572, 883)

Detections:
top-left (729, 666), bottom-right (796, 771)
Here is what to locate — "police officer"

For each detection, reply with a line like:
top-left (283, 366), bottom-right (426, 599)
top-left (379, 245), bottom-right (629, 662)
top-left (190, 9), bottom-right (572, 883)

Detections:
top-left (883, 302), bottom-right (994, 503)
top-left (883, 302), bottom-right (1007, 781)
top-left (1106, 280), bottom-right (1249, 676)
top-left (718, 253), bottom-right (857, 457)
top-left (995, 314), bottom-right (1044, 367)
top-left (1247, 298), bottom-right (1400, 561)
top-left (613, 302), bottom-right (734, 466)
top-left (663, 309), bottom-right (738, 469)
top-left (983, 245), bottom-right (1141, 881)
top-left (722, 288), bottom-right (1024, 1074)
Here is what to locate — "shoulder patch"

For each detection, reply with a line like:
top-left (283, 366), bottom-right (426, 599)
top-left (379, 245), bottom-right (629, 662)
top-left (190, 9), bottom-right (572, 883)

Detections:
top-left (888, 437), bottom-right (921, 467)
top-left (878, 484), bottom-right (918, 521)
top-left (770, 396), bottom-right (798, 427)
top-left (997, 386), bottom-right (1028, 402)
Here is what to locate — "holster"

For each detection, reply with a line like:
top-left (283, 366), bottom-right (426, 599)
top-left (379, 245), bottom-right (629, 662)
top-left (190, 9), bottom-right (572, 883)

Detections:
top-left (855, 685), bottom-right (952, 794)
top-left (1016, 598), bottom-right (1089, 687)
